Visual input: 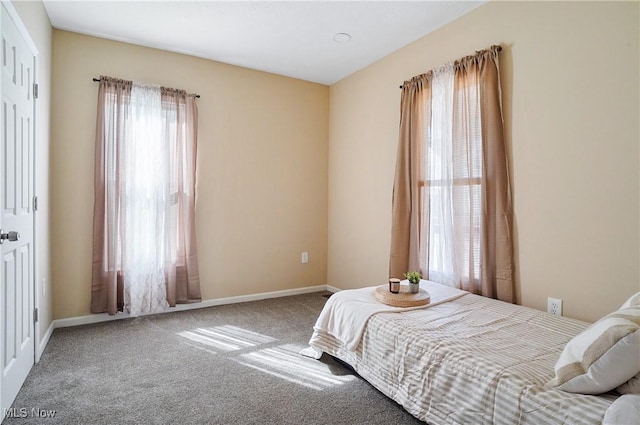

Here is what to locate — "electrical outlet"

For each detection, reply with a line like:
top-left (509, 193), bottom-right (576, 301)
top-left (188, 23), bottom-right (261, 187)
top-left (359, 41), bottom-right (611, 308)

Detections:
top-left (301, 252), bottom-right (309, 264)
top-left (547, 297), bottom-right (563, 316)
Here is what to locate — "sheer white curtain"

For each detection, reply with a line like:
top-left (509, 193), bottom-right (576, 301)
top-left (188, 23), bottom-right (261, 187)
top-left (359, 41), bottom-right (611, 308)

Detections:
top-left (423, 64), bottom-right (457, 286)
top-left (422, 63), bottom-right (483, 290)
top-left (122, 83), bottom-right (169, 316)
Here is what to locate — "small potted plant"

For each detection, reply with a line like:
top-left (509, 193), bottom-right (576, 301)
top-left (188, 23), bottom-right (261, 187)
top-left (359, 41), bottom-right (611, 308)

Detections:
top-left (404, 271), bottom-right (422, 293)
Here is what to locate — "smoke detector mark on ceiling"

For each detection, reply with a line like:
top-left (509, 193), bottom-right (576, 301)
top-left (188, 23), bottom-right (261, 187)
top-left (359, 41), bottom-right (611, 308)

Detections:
top-left (333, 33), bottom-right (352, 44)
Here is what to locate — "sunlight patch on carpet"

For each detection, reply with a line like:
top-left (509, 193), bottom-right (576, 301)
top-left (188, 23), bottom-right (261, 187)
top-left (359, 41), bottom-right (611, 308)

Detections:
top-left (177, 325), bottom-right (276, 352)
top-left (234, 344), bottom-right (356, 391)
top-left (177, 326), bottom-right (352, 390)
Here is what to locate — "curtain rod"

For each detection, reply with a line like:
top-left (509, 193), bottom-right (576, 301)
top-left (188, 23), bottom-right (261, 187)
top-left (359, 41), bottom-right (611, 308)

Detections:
top-left (92, 77), bottom-right (200, 98)
top-left (398, 45), bottom-right (502, 89)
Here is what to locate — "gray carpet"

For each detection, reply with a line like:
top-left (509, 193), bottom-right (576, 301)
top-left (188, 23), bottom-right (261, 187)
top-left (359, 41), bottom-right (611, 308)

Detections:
top-left (4, 292), bottom-right (424, 424)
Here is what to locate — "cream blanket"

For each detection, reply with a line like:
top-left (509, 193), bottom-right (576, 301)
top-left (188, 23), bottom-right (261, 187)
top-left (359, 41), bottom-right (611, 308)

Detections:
top-left (308, 290), bottom-right (616, 424)
top-left (301, 280), bottom-right (466, 359)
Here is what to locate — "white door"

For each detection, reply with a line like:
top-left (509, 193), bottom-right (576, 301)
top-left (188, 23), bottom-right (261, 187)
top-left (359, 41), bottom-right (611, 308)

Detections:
top-left (0, 3), bottom-right (36, 414)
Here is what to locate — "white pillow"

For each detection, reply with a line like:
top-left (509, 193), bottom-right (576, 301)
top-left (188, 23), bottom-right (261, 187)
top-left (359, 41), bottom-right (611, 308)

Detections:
top-left (620, 292), bottom-right (640, 309)
top-left (614, 291), bottom-right (640, 394)
top-left (603, 394), bottom-right (640, 425)
top-left (547, 306), bottom-right (640, 394)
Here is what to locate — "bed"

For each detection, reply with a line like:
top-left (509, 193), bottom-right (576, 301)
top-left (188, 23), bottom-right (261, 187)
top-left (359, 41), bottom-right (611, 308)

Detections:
top-left (302, 281), bottom-right (640, 425)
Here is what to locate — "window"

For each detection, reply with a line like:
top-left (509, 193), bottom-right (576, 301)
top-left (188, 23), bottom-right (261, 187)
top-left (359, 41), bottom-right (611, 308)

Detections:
top-left (91, 77), bottom-right (202, 316)
top-left (390, 45), bottom-right (514, 301)
top-left (420, 70), bottom-right (482, 286)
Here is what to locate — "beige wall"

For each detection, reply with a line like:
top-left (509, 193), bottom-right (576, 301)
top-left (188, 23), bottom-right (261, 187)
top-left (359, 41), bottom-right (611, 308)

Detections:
top-left (12, 0), bottom-right (53, 354)
top-left (47, 1), bottom-right (640, 323)
top-left (51, 31), bottom-right (328, 319)
top-left (328, 1), bottom-right (639, 322)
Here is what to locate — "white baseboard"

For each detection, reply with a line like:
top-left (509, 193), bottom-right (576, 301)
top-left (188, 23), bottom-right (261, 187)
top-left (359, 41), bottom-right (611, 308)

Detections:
top-left (53, 284), bottom-right (329, 329)
top-left (326, 285), bottom-right (341, 293)
top-left (36, 322), bottom-right (55, 362)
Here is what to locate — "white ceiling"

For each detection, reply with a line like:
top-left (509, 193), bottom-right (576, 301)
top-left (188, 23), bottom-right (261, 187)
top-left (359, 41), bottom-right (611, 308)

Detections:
top-left (42, 1), bottom-right (486, 85)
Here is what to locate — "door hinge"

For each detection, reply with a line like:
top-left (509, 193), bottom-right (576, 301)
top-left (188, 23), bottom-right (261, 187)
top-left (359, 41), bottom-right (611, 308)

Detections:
top-left (34, 308), bottom-right (39, 323)
top-left (33, 83), bottom-right (38, 99)
top-left (33, 196), bottom-right (38, 211)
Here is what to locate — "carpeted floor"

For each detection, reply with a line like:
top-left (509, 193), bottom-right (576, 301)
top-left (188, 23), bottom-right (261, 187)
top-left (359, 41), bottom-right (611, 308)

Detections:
top-left (3, 292), bottom-right (424, 424)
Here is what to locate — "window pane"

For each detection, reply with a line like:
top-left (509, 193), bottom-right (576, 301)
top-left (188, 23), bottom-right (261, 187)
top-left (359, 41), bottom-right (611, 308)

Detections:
top-left (421, 71), bottom-right (482, 285)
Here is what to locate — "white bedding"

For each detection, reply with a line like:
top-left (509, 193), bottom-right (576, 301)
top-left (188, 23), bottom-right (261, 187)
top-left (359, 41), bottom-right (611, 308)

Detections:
top-left (306, 286), bottom-right (622, 424)
top-left (302, 280), bottom-right (465, 358)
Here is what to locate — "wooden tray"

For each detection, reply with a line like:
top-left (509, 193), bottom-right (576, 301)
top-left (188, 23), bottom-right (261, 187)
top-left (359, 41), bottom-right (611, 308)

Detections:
top-left (374, 285), bottom-right (430, 307)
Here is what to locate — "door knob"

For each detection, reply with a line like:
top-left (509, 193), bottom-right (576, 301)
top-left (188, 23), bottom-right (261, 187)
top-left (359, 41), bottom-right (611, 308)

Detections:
top-left (0, 229), bottom-right (20, 244)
